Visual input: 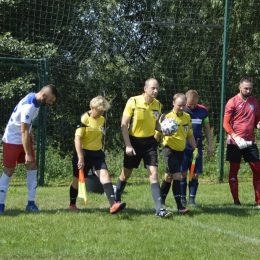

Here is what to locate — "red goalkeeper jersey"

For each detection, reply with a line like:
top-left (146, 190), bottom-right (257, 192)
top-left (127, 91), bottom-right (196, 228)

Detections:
top-left (224, 94), bottom-right (259, 144)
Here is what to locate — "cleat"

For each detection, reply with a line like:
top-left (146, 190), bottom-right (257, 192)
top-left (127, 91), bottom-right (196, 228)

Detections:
top-left (0, 204), bottom-right (5, 214)
top-left (188, 201), bottom-right (196, 206)
top-left (234, 201), bottom-right (241, 206)
top-left (110, 201), bottom-right (126, 214)
top-left (25, 203), bottom-right (40, 213)
top-left (155, 208), bottom-right (172, 218)
top-left (178, 208), bottom-right (189, 215)
top-left (254, 201), bottom-right (257, 206)
top-left (69, 204), bottom-right (78, 211)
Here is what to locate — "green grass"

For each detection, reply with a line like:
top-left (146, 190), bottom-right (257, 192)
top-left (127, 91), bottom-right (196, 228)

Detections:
top-left (1, 181), bottom-right (260, 260)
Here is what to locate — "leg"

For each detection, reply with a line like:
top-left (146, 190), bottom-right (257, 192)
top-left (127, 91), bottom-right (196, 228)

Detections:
top-left (189, 173), bottom-right (199, 205)
top-left (180, 171), bottom-right (188, 206)
top-left (96, 169), bottom-right (126, 213)
top-left (249, 162), bottom-right (260, 205)
top-left (25, 162), bottom-right (39, 212)
top-left (147, 165), bottom-right (172, 218)
top-left (0, 167), bottom-right (15, 213)
top-left (172, 172), bottom-right (189, 214)
top-left (115, 167), bottom-right (133, 202)
top-left (160, 173), bottom-right (173, 205)
top-left (228, 162), bottom-right (240, 204)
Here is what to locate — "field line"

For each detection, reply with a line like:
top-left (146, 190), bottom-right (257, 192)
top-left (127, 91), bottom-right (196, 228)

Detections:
top-left (178, 218), bottom-right (260, 244)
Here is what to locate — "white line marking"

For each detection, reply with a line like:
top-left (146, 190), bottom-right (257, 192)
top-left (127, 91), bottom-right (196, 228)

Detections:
top-left (178, 218), bottom-right (260, 243)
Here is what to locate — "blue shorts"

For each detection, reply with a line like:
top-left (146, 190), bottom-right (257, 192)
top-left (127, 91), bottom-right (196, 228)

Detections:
top-left (180, 146), bottom-right (203, 174)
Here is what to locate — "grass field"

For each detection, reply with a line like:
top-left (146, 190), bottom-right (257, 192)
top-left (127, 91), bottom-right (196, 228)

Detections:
top-left (0, 180), bottom-right (260, 260)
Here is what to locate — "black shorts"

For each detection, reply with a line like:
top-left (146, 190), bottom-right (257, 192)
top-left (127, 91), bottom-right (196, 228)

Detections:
top-left (123, 135), bottom-right (158, 169)
top-left (163, 146), bottom-right (184, 175)
top-left (226, 143), bottom-right (260, 163)
top-left (72, 149), bottom-right (108, 178)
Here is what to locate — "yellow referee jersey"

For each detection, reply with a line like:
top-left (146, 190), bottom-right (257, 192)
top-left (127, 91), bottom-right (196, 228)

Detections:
top-left (123, 94), bottom-right (162, 138)
top-left (161, 110), bottom-right (193, 151)
top-left (75, 112), bottom-right (105, 151)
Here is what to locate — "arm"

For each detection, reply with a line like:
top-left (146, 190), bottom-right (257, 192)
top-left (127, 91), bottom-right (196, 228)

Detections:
top-left (75, 135), bottom-right (84, 169)
top-left (203, 123), bottom-right (213, 156)
top-left (121, 115), bottom-right (136, 155)
top-left (21, 122), bottom-right (33, 164)
top-left (187, 135), bottom-right (199, 159)
top-left (187, 135), bottom-right (197, 150)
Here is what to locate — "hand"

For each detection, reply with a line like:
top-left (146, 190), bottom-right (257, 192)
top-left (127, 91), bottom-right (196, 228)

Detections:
top-left (232, 134), bottom-right (247, 149)
top-left (257, 121), bottom-right (260, 129)
top-left (125, 146), bottom-right (136, 156)
top-left (77, 157), bottom-right (84, 169)
top-left (207, 146), bottom-right (213, 157)
top-left (193, 149), bottom-right (199, 160)
top-left (25, 153), bottom-right (34, 164)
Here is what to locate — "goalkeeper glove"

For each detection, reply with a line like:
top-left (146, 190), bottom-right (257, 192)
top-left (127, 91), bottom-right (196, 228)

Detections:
top-left (257, 121), bottom-right (260, 129)
top-left (232, 134), bottom-right (247, 149)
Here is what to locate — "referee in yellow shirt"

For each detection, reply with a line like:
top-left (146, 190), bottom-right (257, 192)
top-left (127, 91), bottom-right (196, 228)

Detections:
top-left (157, 93), bottom-right (198, 213)
top-left (69, 96), bottom-right (126, 214)
top-left (115, 78), bottom-right (172, 218)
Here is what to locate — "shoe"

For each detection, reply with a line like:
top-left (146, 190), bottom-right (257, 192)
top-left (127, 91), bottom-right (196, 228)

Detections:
top-left (178, 207), bottom-right (189, 215)
top-left (69, 204), bottom-right (78, 211)
top-left (0, 204), bottom-right (5, 214)
top-left (234, 201), bottom-right (241, 206)
top-left (188, 201), bottom-right (196, 206)
top-left (110, 201), bottom-right (126, 214)
top-left (25, 203), bottom-right (40, 213)
top-left (254, 201), bottom-right (257, 206)
top-left (155, 208), bottom-right (172, 218)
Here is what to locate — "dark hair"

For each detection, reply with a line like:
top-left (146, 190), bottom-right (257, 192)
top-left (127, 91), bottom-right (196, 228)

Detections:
top-left (240, 77), bottom-right (253, 85)
top-left (43, 84), bottom-right (59, 98)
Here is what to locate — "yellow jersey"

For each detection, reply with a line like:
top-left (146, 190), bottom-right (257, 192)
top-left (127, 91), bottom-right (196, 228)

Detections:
top-left (75, 112), bottom-right (105, 151)
top-left (123, 94), bottom-right (162, 138)
top-left (160, 110), bottom-right (193, 151)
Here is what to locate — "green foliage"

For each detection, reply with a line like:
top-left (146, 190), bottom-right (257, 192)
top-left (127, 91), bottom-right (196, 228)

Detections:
top-left (43, 145), bottom-right (73, 186)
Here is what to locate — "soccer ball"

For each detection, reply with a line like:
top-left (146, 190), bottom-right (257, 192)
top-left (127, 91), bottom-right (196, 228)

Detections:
top-left (161, 118), bottom-right (178, 136)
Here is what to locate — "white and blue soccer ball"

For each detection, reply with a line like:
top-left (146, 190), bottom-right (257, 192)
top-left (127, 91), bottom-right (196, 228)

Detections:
top-left (161, 118), bottom-right (178, 136)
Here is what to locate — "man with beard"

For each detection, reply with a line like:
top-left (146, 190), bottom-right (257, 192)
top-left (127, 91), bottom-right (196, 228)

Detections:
top-left (223, 77), bottom-right (260, 206)
top-left (0, 84), bottom-right (59, 213)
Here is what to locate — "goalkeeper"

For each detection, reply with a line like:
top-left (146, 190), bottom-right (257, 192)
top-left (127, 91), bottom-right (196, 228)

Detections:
top-left (223, 77), bottom-right (260, 206)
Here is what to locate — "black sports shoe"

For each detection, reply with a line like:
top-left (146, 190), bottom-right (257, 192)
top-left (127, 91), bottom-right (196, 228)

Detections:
top-left (234, 201), bottom-right (241, 206)
top-left (155, 209), bottom-right (172, 218)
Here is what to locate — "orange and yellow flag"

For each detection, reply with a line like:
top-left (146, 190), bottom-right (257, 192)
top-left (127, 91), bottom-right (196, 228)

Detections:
top-left (78, 169), bottom-right (88, 205)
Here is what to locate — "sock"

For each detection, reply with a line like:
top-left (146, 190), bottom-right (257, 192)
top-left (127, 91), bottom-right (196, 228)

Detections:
top-left (70, 185), bottom-right (78, 205)
top-left (151, 182), bottom-right (162, 213)
top-left (180, 178), bottom-right (187, 202)
top-left (26, 170), bottom-right (37, 202)
top-left (115, 178), bottom-right (126, 202)
top-left (0, 173), bottom-right (11, 204)
top-left (103, 183), bottom-right (115, 207)
top-left (189, 179), bottom-right (199, 202)
top-left (172, 180), bottom-right (182, 210)
top-left (228, 163), bottom-right (240, 203)
top-left (160, 180), bottom-right (171, 205)
top-left (249, 162), bottom-right (260, 204)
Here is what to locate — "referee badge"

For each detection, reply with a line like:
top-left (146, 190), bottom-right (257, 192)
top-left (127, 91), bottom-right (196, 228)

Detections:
top-left (153, 110), bottom-right (159, 120)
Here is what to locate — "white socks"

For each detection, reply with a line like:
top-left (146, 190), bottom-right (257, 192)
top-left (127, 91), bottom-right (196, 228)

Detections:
top-left (26, 170), bottom-right (37, 201)
top-left (0, 173), bottom-right (11, 204)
